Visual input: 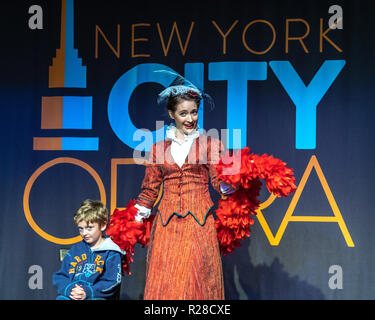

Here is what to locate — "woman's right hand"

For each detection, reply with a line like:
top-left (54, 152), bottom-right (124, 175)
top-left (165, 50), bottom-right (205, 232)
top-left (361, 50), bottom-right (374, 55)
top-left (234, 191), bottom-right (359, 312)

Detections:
top-left (134, 204), bottom-right (151, 222)
top-left (135, 212), bottom-right (145, 223)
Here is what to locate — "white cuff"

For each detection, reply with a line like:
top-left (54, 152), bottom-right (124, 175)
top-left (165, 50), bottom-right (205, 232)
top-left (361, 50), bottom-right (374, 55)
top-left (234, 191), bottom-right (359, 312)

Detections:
top-left (134, 204), bottom-right (151, 222)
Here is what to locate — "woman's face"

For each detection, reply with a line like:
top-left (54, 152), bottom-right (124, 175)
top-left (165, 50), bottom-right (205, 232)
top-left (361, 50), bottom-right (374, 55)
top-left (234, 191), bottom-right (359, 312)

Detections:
top-left (169, 100), bottom-right (199, 136)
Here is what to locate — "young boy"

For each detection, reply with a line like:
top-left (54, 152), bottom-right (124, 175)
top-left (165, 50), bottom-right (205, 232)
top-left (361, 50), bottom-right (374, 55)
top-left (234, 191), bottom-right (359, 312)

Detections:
top-left (53, 199), bottom-right (125, 300)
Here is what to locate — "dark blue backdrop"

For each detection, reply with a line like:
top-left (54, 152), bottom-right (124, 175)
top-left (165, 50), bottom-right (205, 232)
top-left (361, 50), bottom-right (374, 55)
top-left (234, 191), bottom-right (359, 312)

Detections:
top-left (1, 0), bottom-right (374, 299)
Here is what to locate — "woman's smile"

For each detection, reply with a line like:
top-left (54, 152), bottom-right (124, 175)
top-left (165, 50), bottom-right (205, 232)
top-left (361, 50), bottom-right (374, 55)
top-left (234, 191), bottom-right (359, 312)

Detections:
top-left (183, 122), bottom-right (194, 130)
top-left (168, 100), bottom-right (199, 138)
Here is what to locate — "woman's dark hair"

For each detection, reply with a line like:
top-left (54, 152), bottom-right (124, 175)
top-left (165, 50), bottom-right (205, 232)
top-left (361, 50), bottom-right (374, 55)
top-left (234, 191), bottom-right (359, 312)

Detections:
top-left (167, 91), bottom-right (202, 112)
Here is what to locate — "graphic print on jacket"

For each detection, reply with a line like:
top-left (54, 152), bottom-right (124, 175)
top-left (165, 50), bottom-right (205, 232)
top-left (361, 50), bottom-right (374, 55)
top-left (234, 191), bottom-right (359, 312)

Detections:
top-left (52, 237), bottom-right (125, 299)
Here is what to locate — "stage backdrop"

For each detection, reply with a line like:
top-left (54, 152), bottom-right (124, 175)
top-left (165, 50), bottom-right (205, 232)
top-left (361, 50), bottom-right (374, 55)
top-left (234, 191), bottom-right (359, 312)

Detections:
top-left (1, 0), bottom-right (374, 299)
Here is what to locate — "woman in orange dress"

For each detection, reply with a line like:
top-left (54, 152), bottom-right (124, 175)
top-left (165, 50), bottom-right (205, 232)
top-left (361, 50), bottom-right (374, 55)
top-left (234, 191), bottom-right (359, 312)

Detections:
top-left (133, 85), bottom-right (235, 300)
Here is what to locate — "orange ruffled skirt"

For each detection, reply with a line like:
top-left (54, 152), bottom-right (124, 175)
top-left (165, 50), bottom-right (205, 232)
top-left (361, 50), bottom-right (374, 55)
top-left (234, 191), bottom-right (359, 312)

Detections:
top-left (144, 211), bottom-right (224, 300)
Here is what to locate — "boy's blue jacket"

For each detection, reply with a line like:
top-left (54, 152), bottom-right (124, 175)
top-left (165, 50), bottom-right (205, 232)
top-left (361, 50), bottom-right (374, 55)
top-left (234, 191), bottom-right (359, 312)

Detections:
top-left (52, 237), bottom-right (125, 299)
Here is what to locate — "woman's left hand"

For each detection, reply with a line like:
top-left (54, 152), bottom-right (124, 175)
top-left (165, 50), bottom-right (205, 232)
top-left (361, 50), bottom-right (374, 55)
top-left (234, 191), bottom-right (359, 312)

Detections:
top-left (219, 182), bottom-right (239, 195)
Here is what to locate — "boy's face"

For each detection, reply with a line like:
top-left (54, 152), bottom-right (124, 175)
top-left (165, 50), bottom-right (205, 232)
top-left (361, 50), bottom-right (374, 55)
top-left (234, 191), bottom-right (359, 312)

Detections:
top-left (77, 220), bottom-right (106, 247)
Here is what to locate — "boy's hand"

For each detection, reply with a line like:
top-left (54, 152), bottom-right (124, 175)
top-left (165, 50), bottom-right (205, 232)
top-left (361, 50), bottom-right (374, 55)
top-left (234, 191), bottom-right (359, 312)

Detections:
top-left (69, 284), bottom-right (87, 300)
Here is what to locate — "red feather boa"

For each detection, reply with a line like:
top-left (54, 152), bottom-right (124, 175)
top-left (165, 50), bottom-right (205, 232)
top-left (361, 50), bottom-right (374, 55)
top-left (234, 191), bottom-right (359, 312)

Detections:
top-left (107, 147), bottom-right (296, 273)
top-left (106, 200), bottom-right (155, 275)
top-left (215, 147), bottom-right (297, 255)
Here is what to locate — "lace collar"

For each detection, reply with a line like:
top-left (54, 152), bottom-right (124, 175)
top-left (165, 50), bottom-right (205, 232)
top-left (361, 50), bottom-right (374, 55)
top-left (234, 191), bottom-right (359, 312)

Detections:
top-left (166, 124), bottom-right (200, 144)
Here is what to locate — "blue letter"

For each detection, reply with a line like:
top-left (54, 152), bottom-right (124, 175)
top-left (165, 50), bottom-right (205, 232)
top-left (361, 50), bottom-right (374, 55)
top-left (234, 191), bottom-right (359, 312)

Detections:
top-left (269, 60), bottom-right (346, 149)
top-left (209, 62), bottom-right (267, 149)
top-left (185, 63), bottom-right (204, 131)
top-left (108, 63), bottom-right (178, 151)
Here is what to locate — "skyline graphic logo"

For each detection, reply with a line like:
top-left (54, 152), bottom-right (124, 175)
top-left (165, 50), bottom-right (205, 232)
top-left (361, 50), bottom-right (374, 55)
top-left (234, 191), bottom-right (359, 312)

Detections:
top-left (33, 0), bottom-right (98, 151)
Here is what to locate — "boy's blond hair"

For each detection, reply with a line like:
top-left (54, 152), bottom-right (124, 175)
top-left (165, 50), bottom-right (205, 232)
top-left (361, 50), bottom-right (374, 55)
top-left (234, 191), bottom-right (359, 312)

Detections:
top-left (73, 199), bottom-right (108, 227)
